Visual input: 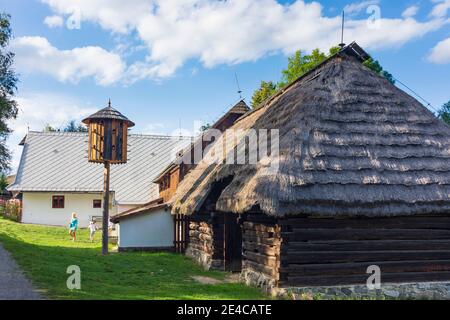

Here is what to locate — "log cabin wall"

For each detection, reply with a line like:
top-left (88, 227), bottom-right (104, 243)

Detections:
top-left (278, 215), bottom-right (450, 287)
top-left (240, 214), bottom-right (281, 292)
top-left (186, 214), bottom-right (225, 270)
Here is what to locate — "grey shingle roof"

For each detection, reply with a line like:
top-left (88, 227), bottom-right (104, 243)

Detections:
top-left (8, 131), bottom-right (192, 204)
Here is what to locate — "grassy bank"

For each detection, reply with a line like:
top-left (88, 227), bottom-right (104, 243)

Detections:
top-left (0, 217), bottom-right (266, 300)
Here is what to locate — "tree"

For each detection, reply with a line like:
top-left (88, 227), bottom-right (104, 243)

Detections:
top-left (251, 81), bottom-right (277, 109)
top-left (200, 123), bottom-right (211, 132)
top-left (251, 47), bottom-right (340, 108)
top-left (438, 101), bottom-right (450, 125)
top-left (0, 13), bottom-right (18, 171)
top-left (250, 46), bottom-right (394, 108)
top-left (63, 120), bottom-right (87, 132)
top-left (0, 172), bottom-right (8, 191)
top-left (363, 57), bottom-right (395, 85)
top-left (43, 124), bottom-right (57, 132)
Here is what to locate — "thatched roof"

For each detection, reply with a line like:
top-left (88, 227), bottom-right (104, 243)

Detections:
top-left (153, 100), bottom-right (249, 183)
top-left (171, 43), bottom-right (450, 218)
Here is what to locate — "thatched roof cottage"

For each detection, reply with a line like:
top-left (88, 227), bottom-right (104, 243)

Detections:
top-left (170, 43), bottom-right (450, 291)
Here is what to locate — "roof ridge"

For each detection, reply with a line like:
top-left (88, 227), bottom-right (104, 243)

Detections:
top-left (232, 42), bottom-right (369, 125)
top-left (26, 131), bottom-right (193, 140)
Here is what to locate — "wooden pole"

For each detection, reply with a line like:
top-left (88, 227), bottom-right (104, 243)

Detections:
top-left (102, 161), bottom-right (110, 255)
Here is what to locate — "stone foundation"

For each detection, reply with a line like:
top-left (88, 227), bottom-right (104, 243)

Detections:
top-left (280, 282), bottom-right (450, 300)
top-left (240, 268), bottom-right (279, 296)
top-left (186, 246), bottom-right (224, 270)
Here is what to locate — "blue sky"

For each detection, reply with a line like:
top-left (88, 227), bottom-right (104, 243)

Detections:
top-left (2, 0), bottom-right (450, 170)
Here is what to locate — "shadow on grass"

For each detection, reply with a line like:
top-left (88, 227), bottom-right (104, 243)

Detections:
top-left (0, 232), bottom-right (266, 300)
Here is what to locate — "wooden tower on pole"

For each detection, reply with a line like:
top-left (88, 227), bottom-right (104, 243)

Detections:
top-left (82, 100), bottom-right (135, 255)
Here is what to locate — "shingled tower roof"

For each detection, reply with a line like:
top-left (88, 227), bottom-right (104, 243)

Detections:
top-left (82, 101), bottom-right (135, 127)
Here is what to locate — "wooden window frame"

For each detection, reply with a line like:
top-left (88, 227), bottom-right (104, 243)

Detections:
top-left (93, 199), bottom-right (102, 208)
top-left (52, 195), bottom-right (65, 209)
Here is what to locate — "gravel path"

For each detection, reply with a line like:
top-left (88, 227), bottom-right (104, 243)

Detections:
top-left (0, 244), bottom-right (44, 300)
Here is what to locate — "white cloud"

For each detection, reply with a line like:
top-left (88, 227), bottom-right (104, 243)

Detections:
top-left (142, 123), bottom-right (166, 135)
top-left (43, 15), bottom-right (64, 28)
top-left (402, 5), bottom-right (419, 18)
top-left (428, 37), bottom-right (450, 63)
top-left (41, 0), bottom-right (151, 33)
top-left (430, 0), bottom-right (450, 18)
top-left (344, 0), bottom-right (380, 16)
top-left (36, 0), bottom-right (450, 81)
top-left (7, 93), bottom-right (95, 171)
top-left (11, 36), bottom-right (125, 86)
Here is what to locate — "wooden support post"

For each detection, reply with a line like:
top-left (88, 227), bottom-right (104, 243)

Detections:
top-left (102, 161), bottom-right (111, 255)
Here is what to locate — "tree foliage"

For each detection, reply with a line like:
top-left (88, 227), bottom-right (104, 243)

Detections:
top-left (250, 81), bottom-right (277, 109)
top-left (250, 46), bottom-right (394, 109)
top-left (438, 101), bottom-right (450, 125)
top-left (251, 47), bottom-right (340, 108)
top-left (0, 172), bottom-right (8, 191)
top-left (363, 58), bottom-right (395, 84)
top-left (63, 120), bottom-right (87, 132)
top-left (0, 13), bottom-right (18, 171)
top-left (43, 121), bottom-right (87, 133)
top-left (43, 124), bottom-right (57, 132)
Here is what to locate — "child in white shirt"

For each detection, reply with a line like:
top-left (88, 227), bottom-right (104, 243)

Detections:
top-left (88, 219), bottom-right (97, 242)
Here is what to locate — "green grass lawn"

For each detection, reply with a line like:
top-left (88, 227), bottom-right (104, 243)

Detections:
top-left (0, 217), bottom-right (266, 300)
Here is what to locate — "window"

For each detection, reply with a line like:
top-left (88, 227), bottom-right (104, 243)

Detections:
top-left (93, 199), bottom-right (102, 208)
top-left (52, 195), bottom-right (65, 209)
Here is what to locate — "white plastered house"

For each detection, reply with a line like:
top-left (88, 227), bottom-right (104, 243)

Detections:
top-left (8, 131), bottom-right (191, 228)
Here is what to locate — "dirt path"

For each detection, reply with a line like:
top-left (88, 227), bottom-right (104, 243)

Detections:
top-left (0, 244), bottom-right (44, 300)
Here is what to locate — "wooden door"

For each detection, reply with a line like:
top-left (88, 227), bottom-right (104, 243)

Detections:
top-left (224, 213), bottom-right (243, 272)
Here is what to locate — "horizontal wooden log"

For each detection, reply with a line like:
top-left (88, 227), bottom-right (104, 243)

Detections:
top-left (286, 271), bottom-right (450, 287)
top-left (188, 230), bottom-right (200, 238)
top-left (278, 216), bottom-right (450, 230)
top-left (243, 260), bottom-right (279, 278)
top-left (189, 223), bottom-right (198, 230)
top-left (243, 222), bottom-right (279, 233)
top-left (243, 251), bottom-right (278, 268)
top-left (198, 226), bottom-right (212, 234)
top-left (286, 250), bottom-right (450, 264)
top-left (245, 214), bottom-right (277, 224)
top-left (283, 260), bottom-right (450, 276)
top-left (243, 242), bottom-right (279, 256)
top-left (199, 234), bottom-right (212, 241)
top-left (284, 240), bottom-right (450, 252)
top-left (283, 229), bottom-right (450, 241)
top-left (244, 229), bottom-right (280, 238)
top-left (243, 234), bottom-right (281, 246)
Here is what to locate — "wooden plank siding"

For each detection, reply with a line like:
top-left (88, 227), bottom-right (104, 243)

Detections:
top-left (160, 167), bottom-right (181, 203)
top-left (278, 216), bottom-right (450, 287)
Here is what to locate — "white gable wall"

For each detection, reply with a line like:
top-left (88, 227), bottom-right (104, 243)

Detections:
top-left (22, 192), bottom-right (118, 228)
top-left (118, 208), bottom-right (174, 249)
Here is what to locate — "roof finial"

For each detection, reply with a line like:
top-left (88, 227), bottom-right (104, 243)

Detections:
top-left (235, 73), bottom-right (243, 100)
top-left (339, 11), bottom-right (346, 49)
top-left (108, 98), bottom-right (112, 108)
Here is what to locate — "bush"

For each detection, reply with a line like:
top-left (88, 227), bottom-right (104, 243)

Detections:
top-left (4, 199), bottom-right (21, 222)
